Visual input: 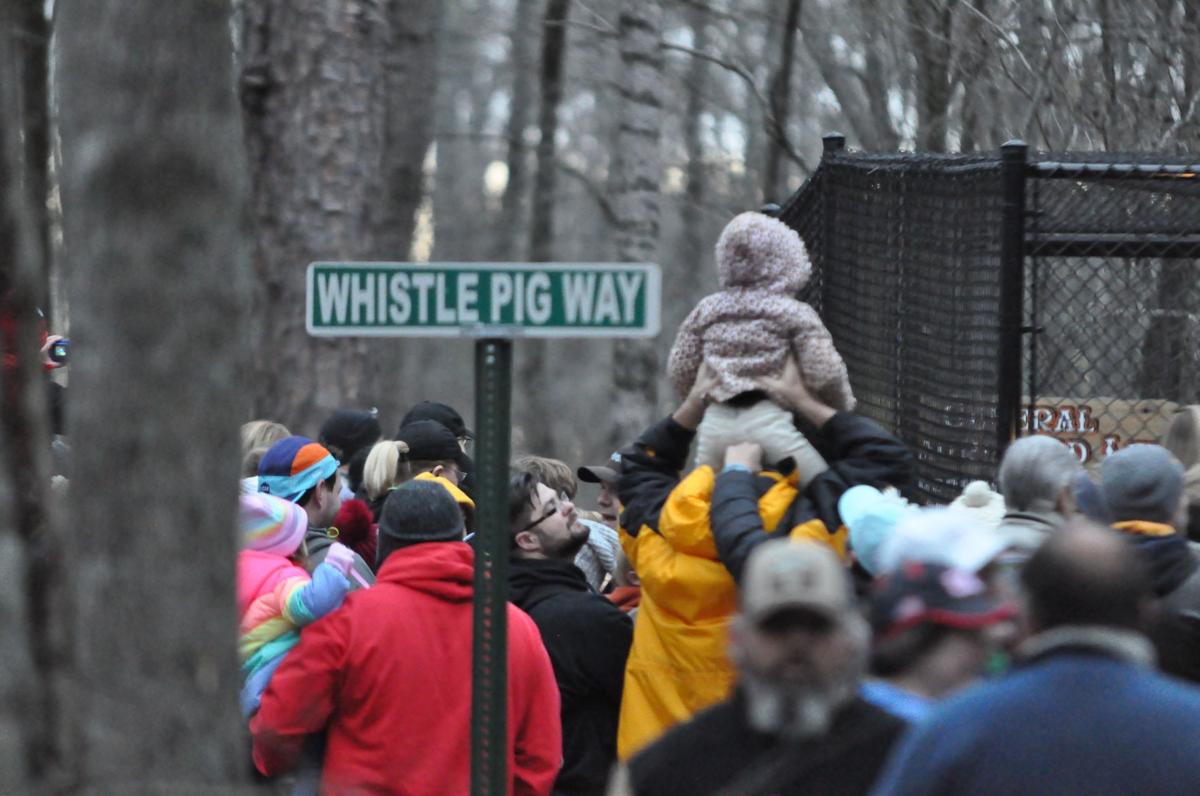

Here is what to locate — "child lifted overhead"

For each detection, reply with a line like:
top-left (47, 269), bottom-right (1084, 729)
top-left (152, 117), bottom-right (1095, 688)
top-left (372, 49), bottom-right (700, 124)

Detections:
top-left (667, 210), bottom-right (854, 485)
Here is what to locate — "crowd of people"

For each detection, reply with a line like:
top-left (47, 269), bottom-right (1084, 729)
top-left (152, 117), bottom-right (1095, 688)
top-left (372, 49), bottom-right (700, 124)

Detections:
top-left (17, 210), bottom-right (1200, 794)
top-left (238, 374), bottom-right (1200, 796)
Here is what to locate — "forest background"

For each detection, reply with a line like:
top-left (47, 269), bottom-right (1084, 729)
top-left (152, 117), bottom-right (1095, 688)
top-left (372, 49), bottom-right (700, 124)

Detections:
top-left (1, 0), bottom-right (1198, 790)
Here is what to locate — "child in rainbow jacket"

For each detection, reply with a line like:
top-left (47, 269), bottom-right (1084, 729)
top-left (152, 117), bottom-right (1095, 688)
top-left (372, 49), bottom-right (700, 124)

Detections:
top-left (237, 492), bottom-right (358, 716)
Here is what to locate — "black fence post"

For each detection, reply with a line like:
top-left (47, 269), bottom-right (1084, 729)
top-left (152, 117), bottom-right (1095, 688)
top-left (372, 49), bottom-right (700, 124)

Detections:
top-left (998, 140), bottom-right (1028, 460)
top-left (819, 133), bottom-right (845, 312)
top-left (471, 337), bottom-right (512, 796)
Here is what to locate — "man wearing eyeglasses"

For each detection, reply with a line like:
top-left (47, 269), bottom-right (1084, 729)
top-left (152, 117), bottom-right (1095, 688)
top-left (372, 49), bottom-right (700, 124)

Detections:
top-left (508, 472), bottom-right (634, 796)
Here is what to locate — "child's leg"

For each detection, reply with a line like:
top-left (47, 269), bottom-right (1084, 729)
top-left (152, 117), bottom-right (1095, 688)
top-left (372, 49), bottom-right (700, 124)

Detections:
top-left (693, 403), bottom-right (741, 470)
top-left (738, 401), bottom-right (830, 488)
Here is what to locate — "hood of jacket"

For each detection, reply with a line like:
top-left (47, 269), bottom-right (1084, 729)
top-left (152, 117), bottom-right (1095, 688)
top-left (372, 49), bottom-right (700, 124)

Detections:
top-left (1122, 526), bottom-right (1200, 597)
top-left (714, 212), bottom-right (810, 294)
top-left (376, 541), bottom-right (475, 602)
top-left (508, 556), bottom-right (589, 614)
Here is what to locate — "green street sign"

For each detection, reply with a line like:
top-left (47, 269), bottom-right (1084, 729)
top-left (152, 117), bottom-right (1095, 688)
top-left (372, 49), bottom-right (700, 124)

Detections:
top-left (306, 262), bottom-right (661, 338)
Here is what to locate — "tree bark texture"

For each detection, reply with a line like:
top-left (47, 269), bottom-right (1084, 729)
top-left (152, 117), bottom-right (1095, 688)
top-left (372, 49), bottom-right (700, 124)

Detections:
top-left (240, 0), bottom-right (391, 427)
top-left (497, 0), bottom-right (540, 262)
top-left (763, 0), bottom-right (802, 203)
top-left (16, 0), bottom-right (52, 313)
top-left (610, 1), bottom-right (663, 449)
top-left (0, 16), bottom-right (41, 787)
top-left (56, 0), bottom-right (250, 790)
top-left (518, 0), bottom-right (571, 457)
top-left (907, 0), bottom-right (956, 152)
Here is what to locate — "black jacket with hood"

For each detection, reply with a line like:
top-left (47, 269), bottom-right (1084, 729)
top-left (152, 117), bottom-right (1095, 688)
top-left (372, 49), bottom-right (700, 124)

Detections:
top-left (508, 557), bottom-right (633, 795)
top-left (1126, 532), bottom-right (1200, 683)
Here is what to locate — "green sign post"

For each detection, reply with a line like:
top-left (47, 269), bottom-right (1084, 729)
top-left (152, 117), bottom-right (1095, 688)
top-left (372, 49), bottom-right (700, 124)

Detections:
top-left (306, 261), bottom-right (660, 795)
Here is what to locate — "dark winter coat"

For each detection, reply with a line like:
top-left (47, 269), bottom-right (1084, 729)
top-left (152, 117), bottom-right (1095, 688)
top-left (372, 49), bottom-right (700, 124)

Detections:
top-left (1117, 522), bottom-right (1200, 683)
top-left (873, 628), bottom-right (1200, 796)
top-left (627, 690), bottom-right (905, 796)
top-left (509, 557), bottom-right (633, 796)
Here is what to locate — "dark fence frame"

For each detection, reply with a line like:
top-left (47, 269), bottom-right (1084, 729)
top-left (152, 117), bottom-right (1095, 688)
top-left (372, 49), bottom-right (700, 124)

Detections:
top-left (779, 134), bottom-right (1200, 502)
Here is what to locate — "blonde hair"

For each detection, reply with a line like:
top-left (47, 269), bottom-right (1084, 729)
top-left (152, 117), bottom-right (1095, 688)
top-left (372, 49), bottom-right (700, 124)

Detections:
top-left (363, 440), bottom-right (412, 501)
top-left (1164, 406), bottom-right (1200, 470)
top-left (242, 446), bottom-right (270, 478)
top-left (512, 455), bottom-right (577, 499)
top-left (241, 419), bottom-right (290, 458)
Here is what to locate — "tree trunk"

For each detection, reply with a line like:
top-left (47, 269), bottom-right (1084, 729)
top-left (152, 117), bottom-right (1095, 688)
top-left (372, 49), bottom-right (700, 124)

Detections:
top-left (610, 1), bottom-right (664, 449)
top-left (0, 13), bottom-right (42, 787)
top-left (907, 0), bottom-right (956, 152)
top-left (529, 0), bottom-right (570, 263)
top-left (380, 1), bottom-right (445, 260)
top-left (365, 0), bottom-right (446, 422)
top-left (496, 0), bottom-right (540, 262)
top-left (674, 0), bottom-right (711, 349)
top-left (518, 0), bottom-right (571, 456)
top-left (55, 0), bottom-right (250, 789)
top-left (16, 0), bottom-right (52, 313)
top-left (240, 0), bottom-right (391, 428)
top-left (763, 0), bottom-right (802, 204)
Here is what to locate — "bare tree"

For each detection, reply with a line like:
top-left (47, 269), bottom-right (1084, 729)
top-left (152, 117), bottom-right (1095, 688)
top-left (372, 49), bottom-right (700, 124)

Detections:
top-left (239, 1), bottom-right (391, 427)
top-left (0, 10), bottom-right (42, 787)
top-left (610, 1), bottom-right (665, 447)
top-left (55, 0), bottom-right (250, 788)
top-left (15, 0), bottom-right (52, 312)
top-left (497, 0), bottom-right (541, 261)
top-left (763, 0), bottom-right (803, 202)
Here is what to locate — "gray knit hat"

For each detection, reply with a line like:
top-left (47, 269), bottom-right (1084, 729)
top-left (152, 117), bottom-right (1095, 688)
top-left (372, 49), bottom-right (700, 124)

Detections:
top-left (1100, 445), bottom-right (1184, 524)
top-left (378, 479), bottom-right (465, 547)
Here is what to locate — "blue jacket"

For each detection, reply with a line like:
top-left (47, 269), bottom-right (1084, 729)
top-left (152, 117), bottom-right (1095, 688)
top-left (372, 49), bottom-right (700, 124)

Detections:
top-left (872, 629), bottom-right (1200, 796)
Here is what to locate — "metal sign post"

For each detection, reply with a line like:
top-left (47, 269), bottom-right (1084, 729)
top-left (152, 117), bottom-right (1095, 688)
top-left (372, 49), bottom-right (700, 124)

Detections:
top-left (305, 261), bottom-right (660, 792)
top-left (470, 338), bottom-right (512, 796)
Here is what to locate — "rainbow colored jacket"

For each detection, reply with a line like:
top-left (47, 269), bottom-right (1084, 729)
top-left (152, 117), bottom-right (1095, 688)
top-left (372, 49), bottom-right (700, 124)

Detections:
top-left (237, 549), bottom-right (350, 716)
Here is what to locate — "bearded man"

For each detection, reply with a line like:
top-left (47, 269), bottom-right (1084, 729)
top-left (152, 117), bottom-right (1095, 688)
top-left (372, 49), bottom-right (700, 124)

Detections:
top-left (614, 539), bottom-right (905, 795)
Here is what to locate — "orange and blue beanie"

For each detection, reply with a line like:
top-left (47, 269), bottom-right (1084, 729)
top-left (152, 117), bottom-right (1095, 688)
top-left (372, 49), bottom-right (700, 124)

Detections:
top-left (239, 492), bottom-right (309, 556)
top-left (257, 436), bottom-right (340, 503)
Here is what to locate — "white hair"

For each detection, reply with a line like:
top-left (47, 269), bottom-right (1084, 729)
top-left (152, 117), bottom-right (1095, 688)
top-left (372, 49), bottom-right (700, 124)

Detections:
top-left (998, 436), bottom-right (1081, 514)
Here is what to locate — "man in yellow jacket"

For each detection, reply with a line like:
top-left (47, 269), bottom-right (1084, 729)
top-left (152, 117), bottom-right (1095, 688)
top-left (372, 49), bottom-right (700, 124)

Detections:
top-left (615, 358), bottom-right (912, 759)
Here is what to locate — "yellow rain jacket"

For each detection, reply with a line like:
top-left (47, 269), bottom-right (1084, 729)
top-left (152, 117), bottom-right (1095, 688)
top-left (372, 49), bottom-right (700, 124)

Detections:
top-left (615, 412), bottom-right (911, 760)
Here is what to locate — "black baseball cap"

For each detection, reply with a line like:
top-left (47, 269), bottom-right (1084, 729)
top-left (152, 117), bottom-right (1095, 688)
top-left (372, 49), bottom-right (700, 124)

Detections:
top-left (400, 401), bottom-right (472, 440)
top-left (396, 420), bottom-right (472, 471)
top-left (577, 451), bottom-right (622, 486)
top-left (869, 562), bottom-right (1014, 642)
top-left (319, 409), bottom-right (382, 462)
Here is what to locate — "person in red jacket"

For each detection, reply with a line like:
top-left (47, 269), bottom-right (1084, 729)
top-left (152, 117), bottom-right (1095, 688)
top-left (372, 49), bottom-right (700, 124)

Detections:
top-left (251, 479), bottom-right (562, 795)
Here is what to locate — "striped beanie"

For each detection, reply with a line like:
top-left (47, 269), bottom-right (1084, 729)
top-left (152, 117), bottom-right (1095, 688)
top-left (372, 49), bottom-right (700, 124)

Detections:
top-left (239, 492), bottom-right (308, 556)
top-left (258, 436), bottom-right (340, 503)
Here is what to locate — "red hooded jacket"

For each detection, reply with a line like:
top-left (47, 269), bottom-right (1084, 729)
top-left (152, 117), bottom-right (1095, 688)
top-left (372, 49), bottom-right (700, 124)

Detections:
top-left (251, 542), bottom-right (562, 795)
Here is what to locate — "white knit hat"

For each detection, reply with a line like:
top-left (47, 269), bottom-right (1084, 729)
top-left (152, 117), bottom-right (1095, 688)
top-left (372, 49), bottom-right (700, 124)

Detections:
top-left (949, 480), bottom-right (1006, 533)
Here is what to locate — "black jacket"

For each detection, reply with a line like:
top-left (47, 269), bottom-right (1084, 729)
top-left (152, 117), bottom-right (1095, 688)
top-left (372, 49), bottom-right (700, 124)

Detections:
top-left (508, 557), bottom-right (633, 795)
top-left (628, 690), bottom-right (905, 796)
top-left (1129, 533), bottom-right (1200, 683)
top-left (618, 411), bottom-right (912, 584)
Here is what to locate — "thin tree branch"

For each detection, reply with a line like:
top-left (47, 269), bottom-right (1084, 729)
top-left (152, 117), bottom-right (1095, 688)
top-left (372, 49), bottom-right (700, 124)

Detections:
top-left (556, 160), bottom-right (618, 226)
top-left (661, 41), bottom-right (812, 173)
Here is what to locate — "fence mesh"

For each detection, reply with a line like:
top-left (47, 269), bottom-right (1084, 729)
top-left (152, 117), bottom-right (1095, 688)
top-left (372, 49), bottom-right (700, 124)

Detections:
top-left (780, 143), bottom-right (1200, 502)
top-left (1024, 156), bottom-right (1200, 469)
top-left (781, 153), bottom-right (1006, 502)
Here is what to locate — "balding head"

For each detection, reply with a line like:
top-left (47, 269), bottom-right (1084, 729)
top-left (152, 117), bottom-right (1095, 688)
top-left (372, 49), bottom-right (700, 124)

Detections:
top-left (998, 436), bottom-right (1081, 514)
top-left (1020, 519), bottom-right (1151, 633)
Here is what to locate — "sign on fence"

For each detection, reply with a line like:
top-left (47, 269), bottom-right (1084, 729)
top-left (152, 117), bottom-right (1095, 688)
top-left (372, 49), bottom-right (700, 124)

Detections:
top-left (307, 262), bottom-right (661, 338)
top-left (1019, 397), bottom-right (1178, 466)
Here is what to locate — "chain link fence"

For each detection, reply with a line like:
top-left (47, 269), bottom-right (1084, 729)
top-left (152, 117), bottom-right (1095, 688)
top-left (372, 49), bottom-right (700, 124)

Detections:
top-left (1024, 155), bottom-right (1200, 468)
top-left (779, 136), bottom-right (1200, 502)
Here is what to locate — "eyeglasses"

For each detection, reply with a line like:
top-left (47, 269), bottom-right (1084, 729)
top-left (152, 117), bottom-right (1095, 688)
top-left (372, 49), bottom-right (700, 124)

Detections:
top-left (518, 491), bottom-right (571, 534)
